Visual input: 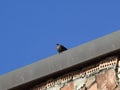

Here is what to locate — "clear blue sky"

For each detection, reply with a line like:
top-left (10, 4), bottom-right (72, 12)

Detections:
top-left (0, 0), bottom-right (120, 75)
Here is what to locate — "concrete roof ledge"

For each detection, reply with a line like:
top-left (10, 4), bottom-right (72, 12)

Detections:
top-left (0, 30), bottom-right (120, 90)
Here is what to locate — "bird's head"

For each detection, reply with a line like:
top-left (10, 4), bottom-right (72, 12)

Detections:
top-left (56, 44), bottom-right (60, 46)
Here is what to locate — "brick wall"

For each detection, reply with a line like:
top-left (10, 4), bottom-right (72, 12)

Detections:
top-left (31, 56), bottom-right (120, 90)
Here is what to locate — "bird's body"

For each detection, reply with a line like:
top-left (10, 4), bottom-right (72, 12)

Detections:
top-left (56, 44), bottom-right (67, 53)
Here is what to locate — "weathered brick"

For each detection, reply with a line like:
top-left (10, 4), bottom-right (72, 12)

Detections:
top-left (106, 69), bottom-right (116, 90)
top-left (96, 71), bottom-right (107, 89)
top-left (86, 76), bottom-right (95, 88)
top-left (61, 81), bottom-right (74, 90)
top-left (73, 77), bottom-right (86, 90)
top-left (114, 85), bottom-right (120, 90)
top-left (88, 83), bottom-right (97, 90)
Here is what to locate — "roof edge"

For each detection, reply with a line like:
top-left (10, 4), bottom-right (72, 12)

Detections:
top-left (0, 30), bottom-right (120, 90)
